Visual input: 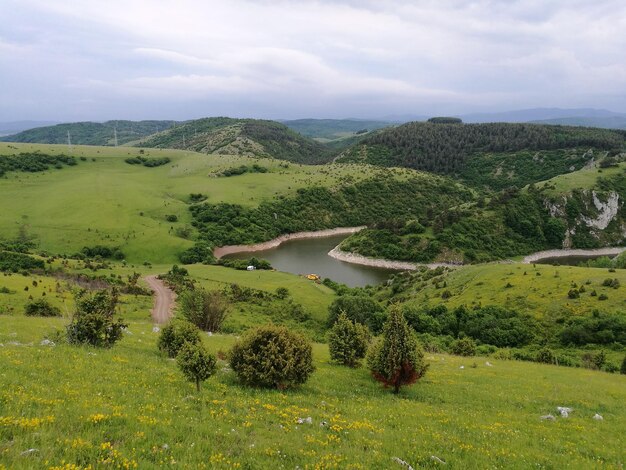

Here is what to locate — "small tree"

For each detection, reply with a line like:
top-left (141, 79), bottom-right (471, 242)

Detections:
top-left (230, 325), bottom-right (314, 389)
top-left (179, 288), bottom-right (229, 332)
top-left (157, 320), bottom-right (201, 358)
top-left (328, 312), bottom-right (370, 367)
top-left (176, 342), bottom-right (217, 392)
top-left (66, 289), bottom-right (127, 348)
top-left (368, 307), bottom-right (428, 394)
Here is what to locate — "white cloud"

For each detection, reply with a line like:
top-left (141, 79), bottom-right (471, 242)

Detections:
top-left (2, 0), bottom-right (626, 119)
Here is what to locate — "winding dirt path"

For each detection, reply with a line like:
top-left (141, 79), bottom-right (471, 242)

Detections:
top-left (144, 275), bottom-right (176, 324)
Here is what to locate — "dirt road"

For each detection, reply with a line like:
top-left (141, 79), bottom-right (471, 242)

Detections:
top-left (144, 275), bottom-right (176, 324)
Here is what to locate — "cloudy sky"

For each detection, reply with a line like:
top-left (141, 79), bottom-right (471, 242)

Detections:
top-left (1, 0), bottom-right (625, 121)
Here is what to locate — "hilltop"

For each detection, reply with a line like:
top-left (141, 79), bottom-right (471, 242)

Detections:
top-left (338, 121), bottom-right (626, 189)
top-left (138, 117), bottom-right (333, 164)
top-left (1, 120), bottom-right (177, 146)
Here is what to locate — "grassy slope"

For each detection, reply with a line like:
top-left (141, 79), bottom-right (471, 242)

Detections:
top-left (401, 263), bottom-right (626, 319)
top-left (0, 143), bottom-right (395, 264)
top-left (539, 161), bottom-right (626, 194)
top-left (0, 315), bottom-right (624, 469)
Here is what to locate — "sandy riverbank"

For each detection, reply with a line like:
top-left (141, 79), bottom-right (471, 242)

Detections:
top-left (213, 226), bottom-right (366, 258)
top-left (327, 246), bottom-right (459, 271)
top-left (522, 247), bottom-right (626, 264)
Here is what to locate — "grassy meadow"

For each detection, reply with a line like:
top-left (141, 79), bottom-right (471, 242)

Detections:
top-left (1, 313), bottom-right (625, 470)
top-left (0, 142), bottom-right (403, 264)
top-left (403, 262), bottom-right (626, 319)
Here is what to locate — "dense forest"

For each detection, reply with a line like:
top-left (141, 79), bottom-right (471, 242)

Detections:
top-left (1, 120), bottom-right (177, 146)
top-left (338, 122), bottom-right (626, 188)
top-left (182, 174), bottom-right (473, 263)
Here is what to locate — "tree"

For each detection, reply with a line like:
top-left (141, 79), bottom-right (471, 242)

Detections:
top-left (229, 325), bottom-right (314, 389)
top-left (66, 289), bottom-right (127, 348)
top-left (328, 312), bottom-right (371, 367)
top-left (367, 307), bottom-right (428, 393)
top-left (176, 342), bottom-right (217, 392)
top-left (179, 288), bottom-right (229, 332)
top-left (157, 320), bottom-right (202, 358)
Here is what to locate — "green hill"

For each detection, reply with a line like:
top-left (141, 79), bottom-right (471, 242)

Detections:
top-left (338, 122), bottom-right (626, 189)
top-left (139, 117), bottom-right (333, 164)
top-left (1, 120), bottom-right (177, 146)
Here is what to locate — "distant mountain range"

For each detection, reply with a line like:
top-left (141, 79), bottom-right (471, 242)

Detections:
top-left (0, 120), bottom-right (59, 136)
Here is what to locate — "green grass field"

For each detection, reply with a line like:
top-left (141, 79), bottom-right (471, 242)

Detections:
top-left (402, 262), bottom-right (626, 319)
top-left (539, 161), bottom-right (626, 194)
top-left (0, 314), bottom-right (624, 469)
top-left (0, 143), bottom-right (411, 264)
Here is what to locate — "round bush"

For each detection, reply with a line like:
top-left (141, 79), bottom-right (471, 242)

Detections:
top-left (229, 325), bottom-right (314, 389)
top-left (451, 337), bottom-right (477, 356)
top-left (176, 342), bottom-right (217, 391)
top-left (157, 320), bottom-right (202, 358)
top-left (328, 312), bottom-right (370, 367)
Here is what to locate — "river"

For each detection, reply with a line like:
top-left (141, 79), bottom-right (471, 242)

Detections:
top-left (223, 234), bottom-right (399, 287)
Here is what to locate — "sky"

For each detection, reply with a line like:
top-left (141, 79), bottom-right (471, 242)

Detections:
top-left (1, 0), bottom-right (626, 121)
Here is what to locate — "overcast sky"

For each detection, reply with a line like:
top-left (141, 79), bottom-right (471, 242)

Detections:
top-left (1, 0), bottom-right (626, 121)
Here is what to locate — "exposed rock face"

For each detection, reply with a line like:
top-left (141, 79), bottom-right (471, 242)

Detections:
top-left (581, 191), bottom-right (621, 230)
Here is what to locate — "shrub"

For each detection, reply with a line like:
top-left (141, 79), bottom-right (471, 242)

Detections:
top-left (157, 320), bottom-right (201, 358)
top-left (229, 325), bottom-right (314, 389)
top-left (275, 287), bottom-right (290, 299)
top-left (176, 342), bottom-right (217, 391)
top-left (621, 355), bottom-right (626, 375)
top-left (451, 337), bottom-right (477, 357)
top-left (581, 350), bottom-right (607, 370)
top-left (328, 312), bottom-right (370, 367)
top-left (535, 347), bottom-right (557, 364)
top-left (367, 307), bottom-right (428, 394)
top-left (165, 214), bottom-right (178, 222)
top-left (567, 289), bottom-right (579, 299)
top-left (178, 288), bottom-right (229, 332)
top-left (24, 298), bottom-right (61, 317)
top-left (66, 289), bottom-right (127, 348)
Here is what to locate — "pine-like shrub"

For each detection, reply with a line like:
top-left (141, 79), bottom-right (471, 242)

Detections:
top-left (66, 289), bottom-right (127, 348)
top-left (328, 312), bottom-right (370, 367)
top-left (367, 307), bottom-right (428, 393)
top-left (229, 325), bottom-right (314, 389)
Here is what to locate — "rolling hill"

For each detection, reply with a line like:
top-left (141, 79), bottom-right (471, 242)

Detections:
top-left (1, 120), bottom-right (177, 146)
top-left (138, 117), bottom-right (333, 164)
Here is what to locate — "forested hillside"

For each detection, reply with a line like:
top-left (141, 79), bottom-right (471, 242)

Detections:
top-left (140, 117), bottom-right (332, 164)
top-left (1, 120), bottom-right (177, 146)
top-left (338, 122), bottom-right (626, 189)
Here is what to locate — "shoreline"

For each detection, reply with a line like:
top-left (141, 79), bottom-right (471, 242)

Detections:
top-left (327, 246), bottom-right (459, 271)
top-left (522, 247), bottom-right (626, 264)
top-left (213, 226), bottom-right (366, 258)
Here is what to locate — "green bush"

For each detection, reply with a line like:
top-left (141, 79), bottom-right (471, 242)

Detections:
top-left (157, 320), bottom-right (201, 358)
top-left (229, 325), bottom-right (314, 389)
top-left (176, 342), bottom-right (217, 391)
top-left (328, 312), bottom-right (370, 367)
top-left (367, 307), bottom-right (428, 393)
top-left (451, 337), bottom-right (477, 357)
top-left (620, 355), bottom-right (626, 375)
top-left (535, 347), bottom-right (557, 364)
top-left (178, 288), bottom-right (229, 332)
top-left (24, 298), bottom-right (61, 317)
top-left (66, 289), bottom-right (127, 348)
